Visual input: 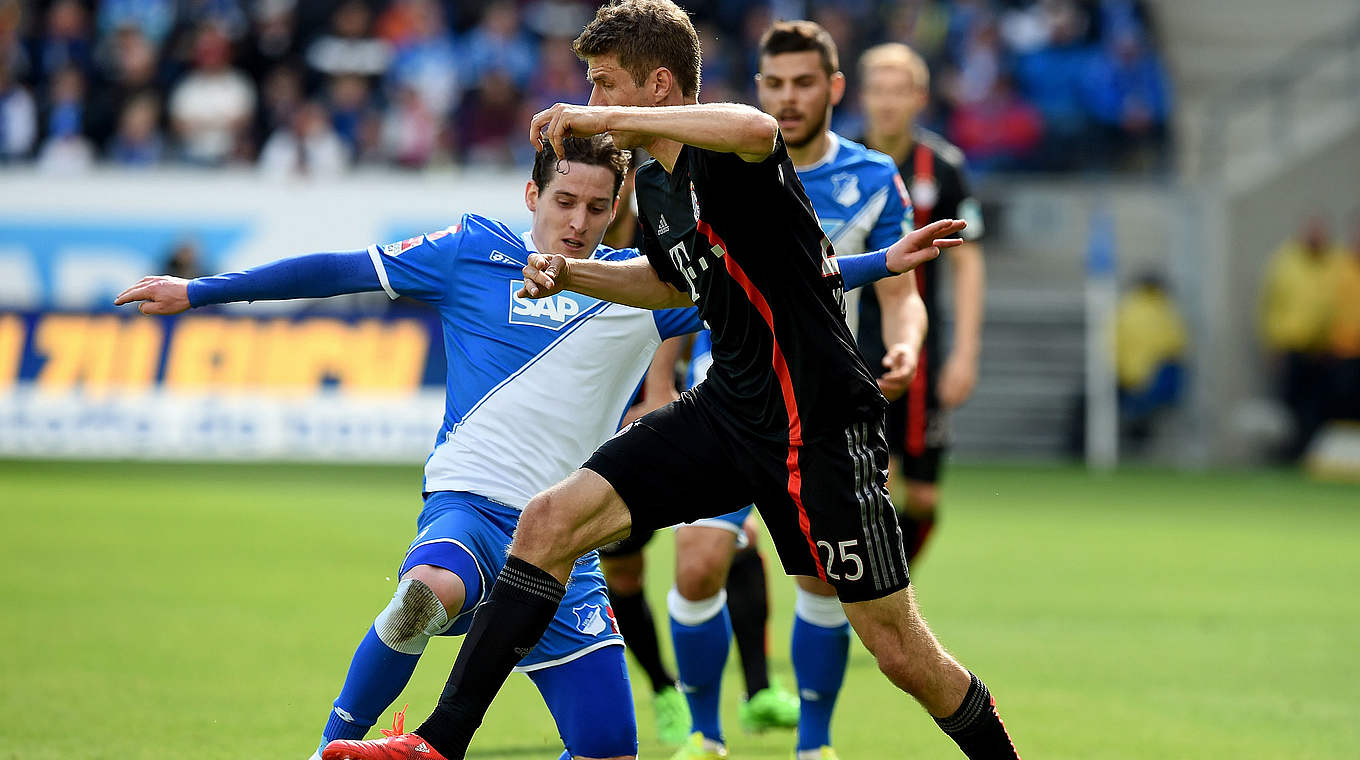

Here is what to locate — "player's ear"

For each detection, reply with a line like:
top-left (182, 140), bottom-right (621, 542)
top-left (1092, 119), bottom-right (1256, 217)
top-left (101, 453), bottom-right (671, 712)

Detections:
top-left (525, 180), bottom-right (539, 212)
top-left (829, 71), bottom-right (846, 107)
top-left (609, 195), bottom-right (620, 223)
top-left (651, 66), bottom-right (675, 104)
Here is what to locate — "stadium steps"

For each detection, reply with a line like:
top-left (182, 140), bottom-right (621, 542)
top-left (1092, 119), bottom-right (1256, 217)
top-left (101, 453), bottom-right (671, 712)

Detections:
top-left (943, 288), bottom-right (1086, 460)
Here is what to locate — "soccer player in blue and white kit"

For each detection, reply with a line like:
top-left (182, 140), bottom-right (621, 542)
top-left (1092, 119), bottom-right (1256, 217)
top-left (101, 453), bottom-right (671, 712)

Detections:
top-left (114, 135), bottom-right (947, 760)
top-left (664, 21), bottom-right (927, 760)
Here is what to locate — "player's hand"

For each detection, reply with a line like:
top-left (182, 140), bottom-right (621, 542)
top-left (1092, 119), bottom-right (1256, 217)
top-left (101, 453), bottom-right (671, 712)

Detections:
top-left (113, 275), bottom-right (191, 315)
top-left (518, 253), bottom-right (572, 299)
top-left (938, 352), bottom-right (978, 408)
top-left (878, 342), bottom-right (918, 401)
top-left (885, 218), bottom-right (967, 274)
top-left (529, 103), bottom-right (612, 164)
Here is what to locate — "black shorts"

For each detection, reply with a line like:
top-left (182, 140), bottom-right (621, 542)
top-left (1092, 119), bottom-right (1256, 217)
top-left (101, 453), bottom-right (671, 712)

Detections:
top-left (584, 389), bottom-right (910, 603)
top-left (884, 379), bottom-right (950, 485)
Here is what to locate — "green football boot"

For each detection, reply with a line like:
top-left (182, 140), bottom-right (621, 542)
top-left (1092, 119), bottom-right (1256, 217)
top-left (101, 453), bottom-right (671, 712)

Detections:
top-left (668, 732), bottom-right (728, 760)
top-left (653, 685), bottom-right (692, 746)
top-left (738, 683), bottom-right (800, 733)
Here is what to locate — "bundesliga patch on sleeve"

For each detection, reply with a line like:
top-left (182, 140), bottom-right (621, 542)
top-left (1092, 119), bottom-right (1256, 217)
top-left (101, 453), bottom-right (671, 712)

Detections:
top-left (381, 225), bottom-right (458, 257)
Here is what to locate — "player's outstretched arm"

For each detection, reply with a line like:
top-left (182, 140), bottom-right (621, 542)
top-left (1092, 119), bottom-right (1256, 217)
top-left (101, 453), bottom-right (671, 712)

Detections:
top-left (884, 218), bottom-right (967, 274)
top-left (518, 252), bottom-right (692, 310)
top-left (114, 251), bottom-right (384, 315)
top-left (530, 103), bottom-right (778, 163)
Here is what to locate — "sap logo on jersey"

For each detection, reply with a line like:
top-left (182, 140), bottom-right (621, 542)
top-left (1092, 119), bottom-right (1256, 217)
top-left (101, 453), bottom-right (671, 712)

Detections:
top-left (572, 603), bottom-right (608, 636)
top-left (508, 281), bottom-right (598, 330)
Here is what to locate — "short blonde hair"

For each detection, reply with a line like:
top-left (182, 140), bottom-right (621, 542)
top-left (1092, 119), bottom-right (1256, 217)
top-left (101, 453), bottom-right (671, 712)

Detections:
top-left (858, 43), bottom-right (930, 92)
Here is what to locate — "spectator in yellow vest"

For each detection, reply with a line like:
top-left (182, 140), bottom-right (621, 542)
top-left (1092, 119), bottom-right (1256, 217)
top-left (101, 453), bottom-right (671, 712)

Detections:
top-left (1329, 213), bottom-right (1360, 421)
top-left (1115, 273), bottom-right (1187, 448)
top-left (1260, 215), bottom-right (1345, 458)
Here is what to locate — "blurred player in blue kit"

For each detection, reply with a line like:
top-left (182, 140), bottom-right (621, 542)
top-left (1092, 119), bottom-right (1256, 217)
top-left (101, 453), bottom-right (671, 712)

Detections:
top-left (115, 132), bottom-right (952, 760)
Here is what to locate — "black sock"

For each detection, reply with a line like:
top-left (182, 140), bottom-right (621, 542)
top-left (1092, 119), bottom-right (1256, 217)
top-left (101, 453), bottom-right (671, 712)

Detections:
top-left (415, 556), bottom-right (565, 759)
top-left (900, 510), bottom-right (937, 563)
top-left (725, 546), bottom-right (771, 698)
top-left (608, 586), bottom-right (676, 693)
top-left (935, 673), bottom-right (1021, 759)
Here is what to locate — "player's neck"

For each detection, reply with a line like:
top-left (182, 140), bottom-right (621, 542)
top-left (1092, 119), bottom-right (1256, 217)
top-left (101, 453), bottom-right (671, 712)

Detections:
top-left (789, 130), bottom-right (834, 169)
top-left (646, 137), bottom-right (684, 173)
top-left (865, 125), bottom-right (915, 164)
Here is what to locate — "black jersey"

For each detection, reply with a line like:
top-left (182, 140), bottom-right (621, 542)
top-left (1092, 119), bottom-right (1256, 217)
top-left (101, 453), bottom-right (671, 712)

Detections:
top-left (634, 135), bottom-right (886, 441)
top-left (855, 128), bottom-right (984, 371)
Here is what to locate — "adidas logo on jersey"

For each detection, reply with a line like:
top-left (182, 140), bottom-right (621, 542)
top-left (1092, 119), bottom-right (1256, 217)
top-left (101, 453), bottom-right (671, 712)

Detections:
top-left (657, 214), bottom-right (670, 235)
top-left (508, 281), bottom-right (599, 330)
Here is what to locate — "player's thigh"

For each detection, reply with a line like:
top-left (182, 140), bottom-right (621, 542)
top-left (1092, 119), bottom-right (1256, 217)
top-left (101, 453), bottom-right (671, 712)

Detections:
top-left (515, 468), bottom-right (634, 566)
top-left (903, 478), bottom-right (940, 513)
top-left (583, 391), bottom-right (756, 535)
top-left (795, 573), bottom-right (837, 597)
top-left (400, 491), bottom-right (518, 634)
top-left (750, 417), bottom-right (910, 604)
top-left (528, 643), bottom-right (638, 760)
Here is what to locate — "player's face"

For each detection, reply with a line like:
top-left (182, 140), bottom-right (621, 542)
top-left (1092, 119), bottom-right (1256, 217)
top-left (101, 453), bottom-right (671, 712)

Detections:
top-left (586, 54), bottom-right (654, 149)
top-left (860, 65), bottom-right (927, 137)
top-left (756, 51), bottom-right (842, 149)
top-left (525, 163), bottom-right (619, 257)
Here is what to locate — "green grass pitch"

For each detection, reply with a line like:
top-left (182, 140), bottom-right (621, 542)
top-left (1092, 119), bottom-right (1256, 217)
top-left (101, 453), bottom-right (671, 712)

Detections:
top-left (1, 460), bottom-right (1357, 759)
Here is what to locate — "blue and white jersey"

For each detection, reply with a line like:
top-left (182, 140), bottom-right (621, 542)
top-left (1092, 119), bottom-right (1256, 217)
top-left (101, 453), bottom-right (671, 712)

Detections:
top-left (797, 132), bottom-right (913, 335)
top-left (366, 213), bottom-right (702, 509)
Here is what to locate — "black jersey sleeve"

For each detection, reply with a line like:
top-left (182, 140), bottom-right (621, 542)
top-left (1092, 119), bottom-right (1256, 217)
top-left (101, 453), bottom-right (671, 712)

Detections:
top-left (929, 139), bottom-right (985, 242)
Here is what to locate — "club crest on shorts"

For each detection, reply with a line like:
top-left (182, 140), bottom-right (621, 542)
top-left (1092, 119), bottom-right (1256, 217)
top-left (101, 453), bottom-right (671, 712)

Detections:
top-left (572, 603), bottom-right (608, 636)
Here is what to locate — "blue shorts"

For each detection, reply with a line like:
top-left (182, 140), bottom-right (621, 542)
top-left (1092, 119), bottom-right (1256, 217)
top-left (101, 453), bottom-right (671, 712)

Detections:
top-left (399, 491), bottom-right (624, 671)
top-left (686, 504), bottom-right (755, 546)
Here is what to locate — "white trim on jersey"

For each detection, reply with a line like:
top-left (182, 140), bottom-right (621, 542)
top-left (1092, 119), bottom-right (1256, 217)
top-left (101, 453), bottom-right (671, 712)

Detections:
top-left (366, 244), bottom-right (399, 300)
top-left (511, 639), bottom-right (624, 673)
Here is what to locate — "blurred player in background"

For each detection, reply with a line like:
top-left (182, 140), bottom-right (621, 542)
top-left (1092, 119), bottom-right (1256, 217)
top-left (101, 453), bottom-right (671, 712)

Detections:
top-left (661, 20), bottom-right (928, 760)
top-left (858, 43), bottom-right (987, 563)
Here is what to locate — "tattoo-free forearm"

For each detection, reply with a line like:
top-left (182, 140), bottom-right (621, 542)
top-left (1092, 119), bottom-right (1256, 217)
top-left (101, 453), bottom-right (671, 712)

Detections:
top-left (565, 256), bottom-right (693, 310)
top-left (605, 104), bottom-right (777, 161)
top-left (950, 242), bottom-right (985, 359)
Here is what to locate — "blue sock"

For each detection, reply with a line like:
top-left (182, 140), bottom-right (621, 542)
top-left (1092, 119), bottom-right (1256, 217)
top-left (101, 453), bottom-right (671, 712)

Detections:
top-left (669, 588), bottom-right (732, 745)
top-left (318, 625), bottom-right (422, 752)
top-left (792, 612), bottom-right (850, 751)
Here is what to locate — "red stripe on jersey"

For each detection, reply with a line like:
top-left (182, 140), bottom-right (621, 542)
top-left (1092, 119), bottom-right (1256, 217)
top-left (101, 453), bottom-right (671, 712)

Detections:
top-left (907, 345), bottom-right (928, 456)
top-left (698, 218), bottom-right (826, 582)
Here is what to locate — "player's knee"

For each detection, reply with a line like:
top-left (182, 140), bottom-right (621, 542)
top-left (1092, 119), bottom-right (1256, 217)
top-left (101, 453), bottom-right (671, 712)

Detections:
top-left (516, 493), bottom-right (577, 557)
top-left (675, 555), bottom-right (728, 600)
top-left (870, 642), bottom-right (931, 695)
top-left (373, 578), bottom-right (452, 654)
top-left (905, 483), bottom-right (939, 514)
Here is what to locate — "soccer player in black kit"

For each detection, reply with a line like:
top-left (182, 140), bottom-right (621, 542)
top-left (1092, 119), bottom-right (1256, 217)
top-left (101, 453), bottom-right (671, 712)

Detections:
top-left (322, 3), bottom-right (1021, 759)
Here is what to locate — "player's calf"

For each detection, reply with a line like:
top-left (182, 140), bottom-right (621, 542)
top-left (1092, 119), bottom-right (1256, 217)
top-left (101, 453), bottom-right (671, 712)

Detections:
top-left (845, 587), bottom-right (1020, 759)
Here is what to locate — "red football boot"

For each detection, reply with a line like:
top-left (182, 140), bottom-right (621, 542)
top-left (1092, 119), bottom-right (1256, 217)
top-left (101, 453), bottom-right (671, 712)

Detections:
top-left (321, 705), bottom-right (450, 760)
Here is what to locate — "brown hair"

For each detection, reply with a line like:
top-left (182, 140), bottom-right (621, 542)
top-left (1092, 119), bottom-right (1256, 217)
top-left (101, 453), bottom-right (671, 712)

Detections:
top-left (531, 135), bottom-right (632, 197)
top-left (573, 0), bottom-right (701, 99)
top-left (758, 19), bottom-right (839, 76)
top-left (858, 42), bottom-right (930, 92)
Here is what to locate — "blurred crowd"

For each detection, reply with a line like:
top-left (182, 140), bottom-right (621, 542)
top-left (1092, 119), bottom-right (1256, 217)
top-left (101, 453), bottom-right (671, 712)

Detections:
top-left (0, 0), bottom-right (1170, 176)
top-left (1260, 213), bottom-right (1360, 460)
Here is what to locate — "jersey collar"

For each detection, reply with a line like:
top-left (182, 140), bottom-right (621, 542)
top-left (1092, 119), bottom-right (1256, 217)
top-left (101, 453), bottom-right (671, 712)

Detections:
top-left (520, 230), bottom-right (609, 260)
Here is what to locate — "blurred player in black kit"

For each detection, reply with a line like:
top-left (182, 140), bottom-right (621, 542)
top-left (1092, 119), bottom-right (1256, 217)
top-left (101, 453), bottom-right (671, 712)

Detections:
top-left (857, 43), bottom-right (988, 563)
